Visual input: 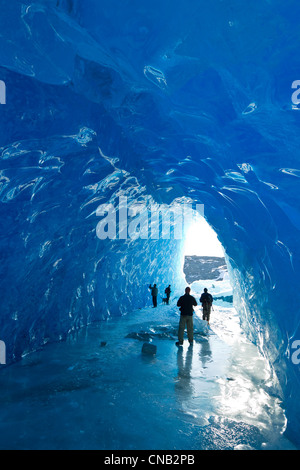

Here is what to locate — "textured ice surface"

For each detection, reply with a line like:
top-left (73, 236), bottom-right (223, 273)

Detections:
top-left (1, 0), bottom-right (300, 447)
top-left (0, 286), bottom-right (294, 450)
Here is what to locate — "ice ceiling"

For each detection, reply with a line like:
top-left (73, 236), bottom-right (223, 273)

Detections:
top-left (0, 0), bottom-right (300, 445)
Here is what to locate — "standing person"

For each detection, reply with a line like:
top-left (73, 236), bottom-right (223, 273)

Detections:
top-left (176, 287), bottom-right (197, 346)
top-left (200, 288), bottom-right (213, 325)
top-left (149, 284), bottom-right (158, 308)
top-left (165, 285), bottom-right (171, 305)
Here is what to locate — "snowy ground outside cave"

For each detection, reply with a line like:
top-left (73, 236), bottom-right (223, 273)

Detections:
top-left (0, 274), bottom-right (296, 450)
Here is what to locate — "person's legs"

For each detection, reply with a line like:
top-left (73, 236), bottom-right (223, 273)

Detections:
top-left (203, 306), bottom-right (209, 322)
top-left (153, 296), bottom-right (157, 307)
top-left (186, 316), bottom-right (194, 343)
top-left (206, 306), bottom-right (211, 324)
top-left (178, 315), bottom-right (187, 344)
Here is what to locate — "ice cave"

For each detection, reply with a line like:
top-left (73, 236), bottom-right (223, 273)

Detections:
top-left (0, 0), bottom-right (300, 451)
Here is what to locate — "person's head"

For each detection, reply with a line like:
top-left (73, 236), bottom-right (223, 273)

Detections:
top-left (204, 288), bottom-right (208, 293)
top-left (185, 287), bottom-right (191, 295)
top-left (154, 284), bottom-right (156, 287)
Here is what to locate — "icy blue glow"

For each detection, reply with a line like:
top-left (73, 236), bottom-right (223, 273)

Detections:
top-left (1, 0), bottom-right (300, 448)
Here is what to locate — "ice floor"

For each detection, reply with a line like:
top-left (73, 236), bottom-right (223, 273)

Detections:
top-left (0, 281), bottom-right (296, 450)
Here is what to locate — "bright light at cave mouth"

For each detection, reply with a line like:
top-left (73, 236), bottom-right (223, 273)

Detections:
top-left (183, 216), bottom-right (224, 257)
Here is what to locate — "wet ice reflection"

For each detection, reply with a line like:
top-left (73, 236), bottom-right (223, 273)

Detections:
top-left (0, 285), bottom-right (295, 450)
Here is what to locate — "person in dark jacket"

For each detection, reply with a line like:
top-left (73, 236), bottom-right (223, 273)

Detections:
top-left (149, 284), bottom-right (158, 308)
top-left (176, 287), bottom-right (197, 346)
top-left (200, 288), bottom-right (213, 324)
top-left (165, 285), bottom-right (171, 305)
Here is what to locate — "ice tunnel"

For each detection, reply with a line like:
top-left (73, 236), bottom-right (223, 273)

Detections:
top-left (1, 0), bottom-right (300, 448)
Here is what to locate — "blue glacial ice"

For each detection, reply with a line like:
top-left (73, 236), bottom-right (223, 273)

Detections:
top-left (0, 0), bottom-right (300, 449)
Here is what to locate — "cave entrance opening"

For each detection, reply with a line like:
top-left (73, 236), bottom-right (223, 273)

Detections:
top-left (181, 214), bottom-right (234, 305)
top-left (183, 215), bottom-right (224, 259)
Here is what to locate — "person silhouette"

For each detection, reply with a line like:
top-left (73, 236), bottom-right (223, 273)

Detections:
top-left (200, 288), bottom-right (213, 324)
top-left (176, 287), bottom-right (197, 346)
top-left (165, 285), bottom-right (171, 305)
top-left (149, 284), bottom-right (158, 308)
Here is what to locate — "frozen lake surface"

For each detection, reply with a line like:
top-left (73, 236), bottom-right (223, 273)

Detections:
top-left (0, 280), bottom-right (296, 450)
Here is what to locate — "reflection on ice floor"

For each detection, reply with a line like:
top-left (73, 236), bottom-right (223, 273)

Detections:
top-left (0, 285), bottom-right (296, 450)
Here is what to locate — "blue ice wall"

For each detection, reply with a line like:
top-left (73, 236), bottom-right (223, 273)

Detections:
top-left (1, 0), bottom-right (300, 444)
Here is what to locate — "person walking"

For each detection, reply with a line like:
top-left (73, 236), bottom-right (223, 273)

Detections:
top-left (200, 288), bottom-right (213, 324)
top-left (165, 285), bottom-right (171, 305)
top-left (149, 284), bottom-right (158, 308)
top-left (176, 287), bottom-right (197, 346)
